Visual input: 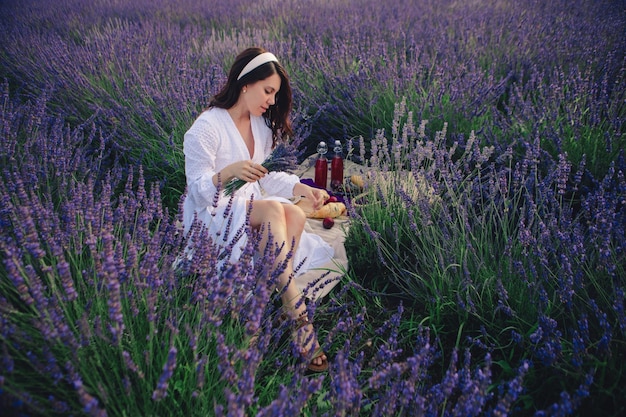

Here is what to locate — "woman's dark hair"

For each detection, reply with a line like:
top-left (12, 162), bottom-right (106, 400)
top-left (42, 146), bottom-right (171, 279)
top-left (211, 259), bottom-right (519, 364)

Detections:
top-left (210, 47), bottom-right (293, 146)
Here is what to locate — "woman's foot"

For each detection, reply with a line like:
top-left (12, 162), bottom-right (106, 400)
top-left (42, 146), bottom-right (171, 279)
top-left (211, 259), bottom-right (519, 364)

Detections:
top-left (292, 314), bottom-right (328, 372)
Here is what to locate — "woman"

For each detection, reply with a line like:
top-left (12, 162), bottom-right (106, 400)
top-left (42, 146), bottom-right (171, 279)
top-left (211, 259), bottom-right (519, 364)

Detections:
top-left (182, 47), bottom-right (331, 372)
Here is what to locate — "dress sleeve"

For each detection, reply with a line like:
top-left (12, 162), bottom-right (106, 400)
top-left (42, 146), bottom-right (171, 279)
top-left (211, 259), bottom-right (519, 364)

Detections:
top-left (259, 171), bottom-right (300, 199)
top-left (183, 117), bottom-right (220, 209)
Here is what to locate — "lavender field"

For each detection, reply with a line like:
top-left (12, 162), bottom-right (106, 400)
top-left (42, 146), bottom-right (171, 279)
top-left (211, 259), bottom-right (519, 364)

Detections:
top-left (1, 0), bottom-right (625, 416)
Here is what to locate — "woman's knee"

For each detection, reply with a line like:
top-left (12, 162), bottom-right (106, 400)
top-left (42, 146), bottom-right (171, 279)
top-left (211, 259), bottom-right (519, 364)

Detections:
top-left (284, 204), bottom-right (306, 230)
top-left (249, 200), bottom-right (285, 228)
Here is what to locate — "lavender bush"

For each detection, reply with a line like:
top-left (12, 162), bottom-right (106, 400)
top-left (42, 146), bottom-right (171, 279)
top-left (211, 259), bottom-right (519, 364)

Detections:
top-left (345, 101), bottom-right (625, 414)
top-left (1, 0), bottom-right (625, 415)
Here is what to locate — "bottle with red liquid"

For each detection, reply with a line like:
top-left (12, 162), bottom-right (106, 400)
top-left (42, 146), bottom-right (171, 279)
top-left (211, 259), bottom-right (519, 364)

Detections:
top-left (330, 139), bottom-right (344, 192)
top-left (314, 141), bottom-right (328, 188)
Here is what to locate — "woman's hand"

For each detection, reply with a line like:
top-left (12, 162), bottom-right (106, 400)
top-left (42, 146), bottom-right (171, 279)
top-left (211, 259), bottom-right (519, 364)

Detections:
top-left (217, 160), bottom-right (268, 186)
top-left (294, 183), bottom-right (328, 210)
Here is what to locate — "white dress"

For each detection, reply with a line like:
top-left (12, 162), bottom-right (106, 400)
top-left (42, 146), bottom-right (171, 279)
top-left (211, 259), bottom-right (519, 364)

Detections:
top-left (182, 107), bottom-right (334, 274)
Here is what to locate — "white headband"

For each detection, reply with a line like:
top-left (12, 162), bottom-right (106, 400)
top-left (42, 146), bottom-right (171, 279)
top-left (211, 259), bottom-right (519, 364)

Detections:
top-left (237, 52), bottom-right (279, 80)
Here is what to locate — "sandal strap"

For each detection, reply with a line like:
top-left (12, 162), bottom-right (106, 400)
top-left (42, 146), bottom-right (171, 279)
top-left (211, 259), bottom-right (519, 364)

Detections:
top-left (294, 315), bottom-right (312, 331)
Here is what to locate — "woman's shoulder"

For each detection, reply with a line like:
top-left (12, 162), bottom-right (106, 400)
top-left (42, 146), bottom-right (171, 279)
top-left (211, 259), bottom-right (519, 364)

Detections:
top-left (195, 107), bottom-right (228, 124)
top-left (187, 108), bottom-right (228, 134)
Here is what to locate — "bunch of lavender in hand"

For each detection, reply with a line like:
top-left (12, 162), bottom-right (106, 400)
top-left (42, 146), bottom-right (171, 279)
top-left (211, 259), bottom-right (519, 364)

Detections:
top-left (224, 142), bottom-right (299, 196)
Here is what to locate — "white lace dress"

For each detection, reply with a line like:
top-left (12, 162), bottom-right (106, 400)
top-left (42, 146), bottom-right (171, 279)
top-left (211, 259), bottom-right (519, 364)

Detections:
top-left (182, 107), bottom-right (334, 273)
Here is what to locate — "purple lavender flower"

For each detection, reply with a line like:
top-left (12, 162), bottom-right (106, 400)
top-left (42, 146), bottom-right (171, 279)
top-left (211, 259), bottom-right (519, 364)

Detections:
top-left (491, 361), bottom-right (529, 416)
top-left (330, 346), bottom-right (363, 414)
top-left (152, 346), bottom-right (178, 401)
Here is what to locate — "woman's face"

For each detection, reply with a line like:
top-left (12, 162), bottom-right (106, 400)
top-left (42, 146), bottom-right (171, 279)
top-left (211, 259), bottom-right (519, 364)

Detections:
top-left (243, 73), bottom-right (281, 117)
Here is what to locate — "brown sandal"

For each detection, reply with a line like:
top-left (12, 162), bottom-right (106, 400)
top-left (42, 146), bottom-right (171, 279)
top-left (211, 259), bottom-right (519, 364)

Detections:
top-left (293, 315), bottom-right (329, 372)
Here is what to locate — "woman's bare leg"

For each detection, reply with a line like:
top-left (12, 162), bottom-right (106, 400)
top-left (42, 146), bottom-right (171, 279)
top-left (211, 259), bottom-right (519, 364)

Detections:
top-left (249, 200), bottom-right (327, 367)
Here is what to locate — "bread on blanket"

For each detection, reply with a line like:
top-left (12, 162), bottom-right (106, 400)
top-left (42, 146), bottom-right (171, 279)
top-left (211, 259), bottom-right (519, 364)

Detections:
top-left (308, 202), bottom-right (346, 218)
top-left (296, 199), bottom-right (346, 219)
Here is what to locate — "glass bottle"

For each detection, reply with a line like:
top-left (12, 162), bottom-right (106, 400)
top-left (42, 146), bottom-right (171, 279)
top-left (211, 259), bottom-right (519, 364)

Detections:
top-left (330, 139), bottom-right (344, 191)
top-left (314, 141), bottom-right (328, 188)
